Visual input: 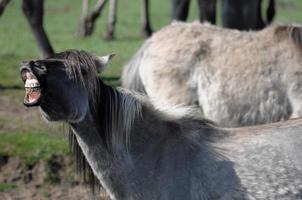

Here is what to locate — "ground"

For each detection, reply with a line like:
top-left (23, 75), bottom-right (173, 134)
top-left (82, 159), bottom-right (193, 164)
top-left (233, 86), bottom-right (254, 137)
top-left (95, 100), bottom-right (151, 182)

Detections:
top-left (0, 0), bottom-right (302, 199)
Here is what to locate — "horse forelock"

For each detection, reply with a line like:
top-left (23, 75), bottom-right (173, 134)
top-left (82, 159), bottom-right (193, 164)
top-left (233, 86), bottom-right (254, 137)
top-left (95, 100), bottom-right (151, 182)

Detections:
top-left (48, 49), bottom-right (101, 100)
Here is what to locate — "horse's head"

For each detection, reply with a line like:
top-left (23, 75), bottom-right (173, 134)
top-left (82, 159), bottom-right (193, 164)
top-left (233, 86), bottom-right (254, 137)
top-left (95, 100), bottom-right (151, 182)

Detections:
top-left (20, 50), bottom-right (114, 122)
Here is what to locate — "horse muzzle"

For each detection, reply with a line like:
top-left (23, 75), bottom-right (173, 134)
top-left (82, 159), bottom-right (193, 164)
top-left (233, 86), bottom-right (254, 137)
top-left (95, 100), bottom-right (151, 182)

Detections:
top-left (20, 62), bottom-right (43, 107)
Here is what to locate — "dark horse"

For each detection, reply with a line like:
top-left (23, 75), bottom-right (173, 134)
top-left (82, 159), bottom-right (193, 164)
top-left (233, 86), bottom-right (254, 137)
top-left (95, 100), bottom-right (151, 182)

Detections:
top-left (172, 0), bottom-right (275, 30)
top-left (21, 50), bottom-right (302, 199)
top-left (0, 0), bottom-right (54, 58)
top-left (0, 0), bottom-right (152, 57)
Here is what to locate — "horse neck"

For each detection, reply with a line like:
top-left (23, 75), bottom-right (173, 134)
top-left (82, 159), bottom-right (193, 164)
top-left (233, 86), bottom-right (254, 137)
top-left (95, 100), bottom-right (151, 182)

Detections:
top-left (69, 79), bottom-right (142, 199)
top-left (70, 110), bottom-right (119, 199)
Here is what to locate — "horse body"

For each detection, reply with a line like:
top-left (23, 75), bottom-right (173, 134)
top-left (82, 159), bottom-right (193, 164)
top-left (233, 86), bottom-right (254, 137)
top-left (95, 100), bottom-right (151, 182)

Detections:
top-left (20, 50), bottom-right (302, 199)
top-left (71, 105), bottom-right (302, 199)
top-left (122, 22), bottom-right (302, 127)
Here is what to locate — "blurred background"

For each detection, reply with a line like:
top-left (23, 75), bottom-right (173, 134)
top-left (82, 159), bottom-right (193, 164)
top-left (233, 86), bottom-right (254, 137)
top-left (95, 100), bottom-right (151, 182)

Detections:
top-left (0, 0), bottom-right (302, 199)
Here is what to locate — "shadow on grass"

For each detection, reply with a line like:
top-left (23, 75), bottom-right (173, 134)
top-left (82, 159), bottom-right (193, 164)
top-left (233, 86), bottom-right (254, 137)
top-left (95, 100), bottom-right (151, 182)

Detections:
top-left (100, 76), bottom-right (121, 88)
top-left (0, 84), bottom-right (23, 91)
top-left (102, 34), bottom-right (145, 43)
top-left (101, 76), bottom-right (120, 82)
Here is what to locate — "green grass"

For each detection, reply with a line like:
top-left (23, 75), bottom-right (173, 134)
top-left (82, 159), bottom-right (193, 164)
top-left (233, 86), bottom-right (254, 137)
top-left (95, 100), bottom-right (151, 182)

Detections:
top-left (0, 0), bottom-right (302, 164)
top-left (0, 132), bottom-right (69, 165)
top-left (0, 0), bottom-right (302, 87)
top-left (0, 183), bottom-right (17, 192)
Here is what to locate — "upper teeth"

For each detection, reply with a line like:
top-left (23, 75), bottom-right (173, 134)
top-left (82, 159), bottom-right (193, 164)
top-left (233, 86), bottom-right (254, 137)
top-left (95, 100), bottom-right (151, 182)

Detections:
top-left (25, 79), bottom-right (40, 88)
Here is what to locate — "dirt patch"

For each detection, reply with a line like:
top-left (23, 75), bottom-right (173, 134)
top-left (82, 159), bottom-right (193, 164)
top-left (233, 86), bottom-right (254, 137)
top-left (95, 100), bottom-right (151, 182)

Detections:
top-left (0, 90), bottom-right (60, 134)
top-left (0, 90), bottom-right (110, 199)
top-left (0, 154), bottom-right (110, 200)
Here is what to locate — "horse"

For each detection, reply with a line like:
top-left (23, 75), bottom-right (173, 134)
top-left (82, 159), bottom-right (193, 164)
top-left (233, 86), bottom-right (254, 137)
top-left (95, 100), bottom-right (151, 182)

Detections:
top-left (20, 49), bottom-right (302, 199)
top-left (221, 0), bottom-right (275, 30)
top-left (0, 0), bottom-right (54, 58)
top-left (172, 0), bottom-right (217, 23)
top-left (172, 0), bottom-right (275, 30)
top-left (122, 22), bottom-right (302, 128)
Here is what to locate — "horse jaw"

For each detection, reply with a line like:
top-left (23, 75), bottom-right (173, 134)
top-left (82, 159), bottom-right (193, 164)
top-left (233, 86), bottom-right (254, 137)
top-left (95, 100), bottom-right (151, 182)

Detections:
top-left (39, 100), bottom-right (89, 123)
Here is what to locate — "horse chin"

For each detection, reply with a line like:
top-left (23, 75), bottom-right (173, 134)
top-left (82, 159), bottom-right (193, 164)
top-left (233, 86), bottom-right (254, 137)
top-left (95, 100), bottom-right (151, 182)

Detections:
top-left (39, 107), bottom-right (86, 123)
top-left (39, 108), bottom-right (60, 122)
top-left (39, 106), bottom-right (67, 122)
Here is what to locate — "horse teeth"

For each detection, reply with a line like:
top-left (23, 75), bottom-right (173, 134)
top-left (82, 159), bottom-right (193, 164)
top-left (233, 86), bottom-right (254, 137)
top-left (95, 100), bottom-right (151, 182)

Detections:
top-left (25, 79), bottom-right (40, 88)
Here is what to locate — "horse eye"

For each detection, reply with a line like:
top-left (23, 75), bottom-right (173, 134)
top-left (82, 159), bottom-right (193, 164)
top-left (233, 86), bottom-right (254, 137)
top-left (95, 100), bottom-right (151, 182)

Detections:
top-left (80, 65), bottom-right (87, 75)
top-left (33, 62), bottom-right (47, 74)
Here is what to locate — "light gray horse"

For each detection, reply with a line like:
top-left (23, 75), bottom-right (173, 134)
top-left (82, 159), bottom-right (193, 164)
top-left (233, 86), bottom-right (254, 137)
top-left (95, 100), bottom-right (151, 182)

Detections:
top-left (122, 21), bottom-right (302, 127)
top-left (21, 49), bottom-right (302, 199)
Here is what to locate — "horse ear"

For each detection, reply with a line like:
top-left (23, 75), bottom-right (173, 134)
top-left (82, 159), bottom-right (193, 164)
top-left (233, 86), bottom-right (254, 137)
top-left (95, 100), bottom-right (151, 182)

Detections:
top-left (96, 54), bottom-right (115, 73)
top-left (291, 26), bottom-right (302, 45)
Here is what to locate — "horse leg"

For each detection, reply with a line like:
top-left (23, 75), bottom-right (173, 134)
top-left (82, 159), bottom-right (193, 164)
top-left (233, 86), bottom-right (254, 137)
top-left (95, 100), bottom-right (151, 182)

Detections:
top-left (22, 0), bottom-right (54, 58)
top-left (77, 0), bottom-right (108, 37)
top-left (197, 0), bottom-right (216, 24)
top-left (255, 0), bottom-right (265, 30)
top-left (266, 0), bottom-right (275, 24)
top-left (141, 0), bottom-right (153, 37)
top-left (77, 0), bottom-right (90, 36)
top-left (221, 0), bottom-right (244, 30)
top-left (171, 0), bottom-right (191, 21)
top-left (0, 0), bottom-right (11, 16)
top-left (105, 0), bottom-right (117, 40)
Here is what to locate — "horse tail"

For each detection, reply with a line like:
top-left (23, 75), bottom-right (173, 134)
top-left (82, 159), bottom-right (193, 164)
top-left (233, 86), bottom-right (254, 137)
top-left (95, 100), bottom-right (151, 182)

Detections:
top-left (266, 0), bottom-right (275, 24)
top-left (121, 40), bottom-right (151, 94)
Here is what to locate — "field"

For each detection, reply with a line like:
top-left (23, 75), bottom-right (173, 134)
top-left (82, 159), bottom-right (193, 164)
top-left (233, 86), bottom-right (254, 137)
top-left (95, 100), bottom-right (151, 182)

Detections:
top-left (0, 0), bottom-right (302, 199)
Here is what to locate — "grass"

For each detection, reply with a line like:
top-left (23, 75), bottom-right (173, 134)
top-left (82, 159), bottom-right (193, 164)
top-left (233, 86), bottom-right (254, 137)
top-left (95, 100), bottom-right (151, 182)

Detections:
top-left (0, 183), bottom-right (17, 192)
top-left (0, 0), bottom-right (302, 87)
top-left (0, 0), bottom-right (302, 165)
top-left (0, 131), bottom-right (69, 165)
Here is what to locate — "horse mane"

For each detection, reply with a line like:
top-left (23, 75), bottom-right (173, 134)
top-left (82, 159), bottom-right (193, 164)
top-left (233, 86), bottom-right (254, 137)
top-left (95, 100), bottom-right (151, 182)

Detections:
top-left (48, 49), bottom-right (100, 100)
top-left (48, 49), bottom-right (217, 194)
top-left (273, 24), bottom-right (302, 46)
top-left (49, 49), bottom-right (143, 192)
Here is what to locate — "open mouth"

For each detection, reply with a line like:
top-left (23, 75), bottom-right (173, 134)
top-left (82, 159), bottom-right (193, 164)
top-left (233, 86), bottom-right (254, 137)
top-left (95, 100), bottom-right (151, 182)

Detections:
top-left (21, 69), bottom-right (42, 107)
